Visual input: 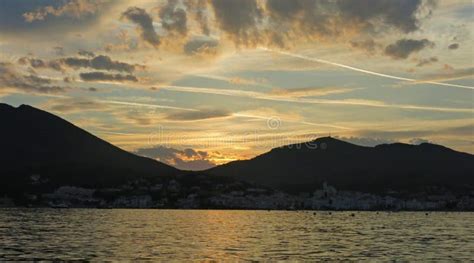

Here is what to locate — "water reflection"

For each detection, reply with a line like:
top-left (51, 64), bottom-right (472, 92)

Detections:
top-left (1, 209), bottom-right (473, 261)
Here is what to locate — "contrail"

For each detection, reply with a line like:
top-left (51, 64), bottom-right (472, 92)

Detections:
top-left (37, 93), bottom-right (348, 130)
top-left (160, 85), bottom-right (473, 113)
top-left (58, 80), bottom-right (472, 113)
top-left (233, 113), bottom-right (351, 130)
top-left (99, 99), bottom-right (198, 112)
top-left (260, 47), bottom-right (474, 90)
top-left (103, 98), bottom-right (350, 129)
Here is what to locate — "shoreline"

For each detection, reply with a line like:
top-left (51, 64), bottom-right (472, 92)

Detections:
top-left (1, 206), bottom-right (473, 212)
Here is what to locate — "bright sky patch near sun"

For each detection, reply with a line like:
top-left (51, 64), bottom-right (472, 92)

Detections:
top-left (0, 0), bottom-right (473, 170)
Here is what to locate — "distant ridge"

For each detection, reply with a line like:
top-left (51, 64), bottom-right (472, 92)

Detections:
top-left (0, 103), bottom-right (180, 192)
top-left (208, 137), bottom-right (474, 194)
top-left (1, 103), bottom-right (473, 198)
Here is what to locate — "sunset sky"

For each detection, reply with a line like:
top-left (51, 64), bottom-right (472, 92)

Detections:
top-left (0, 0), bottom-right (472, 170)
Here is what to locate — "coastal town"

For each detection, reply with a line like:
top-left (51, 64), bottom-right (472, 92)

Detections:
top-left (1, 174), bottom-right (472, 211)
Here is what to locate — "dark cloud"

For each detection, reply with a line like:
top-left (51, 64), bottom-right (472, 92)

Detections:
top-left (448, 43), bottom-right (459, 50)
top-left (0, 0), bottom-right (114, 37)
top-left (89, 55), bottom-right (136, 73)
top-left (159, 0), bottom-right (188, 36)
top-left (63, 76), bottom-right (74, 83)
top-left (265, 0), bottom-right (337, 47)
top-left (61, 57), bottom-right (90, 68)
top-left (0, 62), bottom-right (65, 93)
top-left (134, 146), bottom-right (216, 171)
top-left (334, 0), bottom-right (431, 33)
top-left (78, 49), bottom-right (95, 57)
top-left (166, 109), bottom-right (231, 121)
top-left (183, 37), bottom-right (219, 56)
top-left (79, 72), bottom-right (138, 82)
top-left (18, 57), bottom-right (64, 71)
top-left (22, 0), bottom-right (101, 22)
top-left (210, 0), bottom-right (263, 47)
top-left (186, 0), bottom-right (210, 35)
top-left (121, 7), bottom-right (161, 48)
top-left (350, 39), bottom-right (380, 53)
top-left (384, 38), bottom-right (434, 59)
top-left (207, 0), bottom-right (434, 48)
top-left (417, 57), bottom-right (438, 67)
top-left (61, 55), bottom-right (137, 73)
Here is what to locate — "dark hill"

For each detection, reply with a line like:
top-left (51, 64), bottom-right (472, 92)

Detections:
top-left (0, 103), bottom-right (180, 192)
top-left (208, 137), bottom-right (474, 194)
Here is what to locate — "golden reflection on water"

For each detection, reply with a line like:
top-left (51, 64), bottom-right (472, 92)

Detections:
top-left (0, 209), bottom-right (473, 261)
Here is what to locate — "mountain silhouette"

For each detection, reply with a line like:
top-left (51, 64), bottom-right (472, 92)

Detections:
top-left (2, 103), bottom-right (473, 198)
top-left (208, 137), bottom-right (474, 194)
top-left (0, 103), bottom-right (179, 192)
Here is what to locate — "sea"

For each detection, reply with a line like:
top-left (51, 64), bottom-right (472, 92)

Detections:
top-left (0, 209), bottom-right (473, 261)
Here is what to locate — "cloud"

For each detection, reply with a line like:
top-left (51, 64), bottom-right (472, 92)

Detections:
top-left (173, 158), bottom-right (215, 171)
top-left (265, 0), bottom-right (352, 48)
top-left (45, 97), bottom-right (107, 113)
top-left (159, 0), bottom-right (188, 36)
top-left (416, 57), bottom-right (438, 67)
top-left (210, 0), bottom-right (263, 47)
top-left (166, 108), bottom-right (231, 121)
top-left (159, 84), bottom-right (473, 113)
top-left (228, 76), bottom-right (268, 86)
top-left (63, 76), bottom-right (74, 83)
top-left (355, 124), bottom-right (474, 141)
top-left (0, 0), bottom-right (117, 37)
top-left (334, 0), bottom-right (432, 33)
top-left (79, 72), bottom-right (138, 82)
top-left (409, 138), bottom-right (432, 145)
top-left (78, 49), bottom-right (95, 57)
top-left (448, 43), bottom-right (460, 50)
top-left (62, 55), bottom-right (137, 73)
top-left (350, 39), bottom-right (380, 53)
top-left (134, 146), bottom-right (216, 170)
top-left (53, 46), bottom-right (65, 56)
top-left (186, 0), bottom-right (210, 35)
top-left (270, 87), bottom-right (357, 98)
top-left (121, 7), bottom-right (161, 48)
top-left (384, 38), bottom-right (435, 59)
top-left (207, 0), bottom-right (435, 48)
top-left (22, 0), bottom-right (102, 22)
top-left (103, 30), bottom-right (137, 53)
top-left (18, 54), bottom-right (139, 74)
top-left (264, 48), bottom-right (473, 90)
top-left (183, 37), bottom-right (219, 56)
top-left (443, 124), bottom-right (474, 137)
top-left (421, 67), bottom-right (474, 82)
top-left (0, 62), bottom-right (66, 94)
top-left (18, 57), bottom-right (64, 72)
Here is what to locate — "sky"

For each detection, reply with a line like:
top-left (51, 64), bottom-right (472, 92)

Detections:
top-left (0, 0), bottom-right (473, 170)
